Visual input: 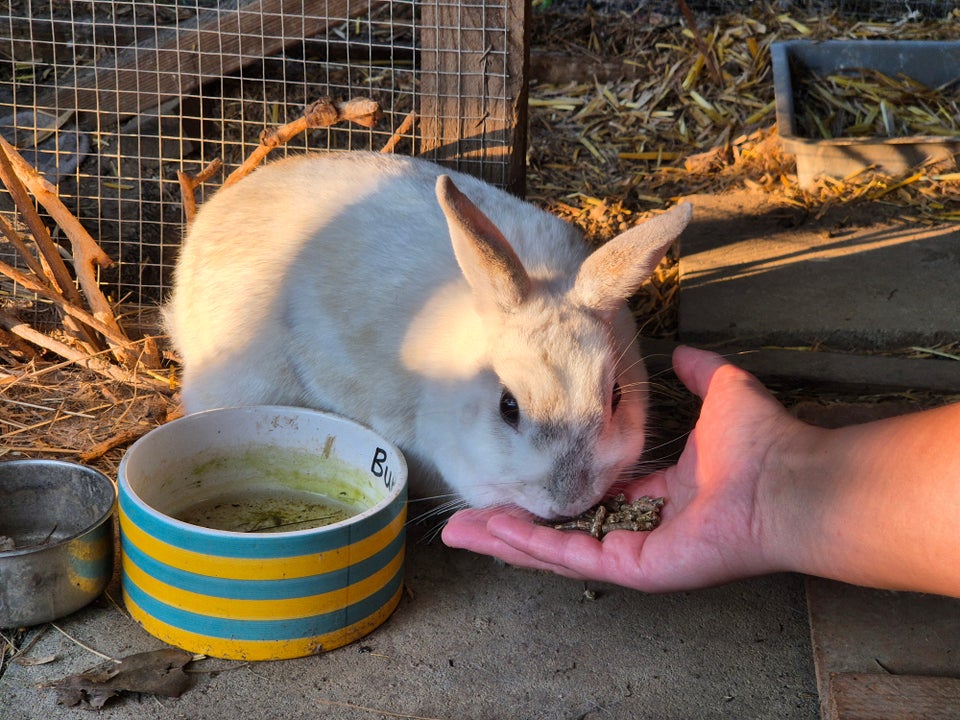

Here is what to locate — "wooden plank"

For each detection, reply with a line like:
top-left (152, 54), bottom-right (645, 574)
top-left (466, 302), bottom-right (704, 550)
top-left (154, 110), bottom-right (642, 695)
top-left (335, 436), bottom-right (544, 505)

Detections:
top-left (3, 16), bottom-right (144, 66)
top-left (828, 673), bottom-right (960, 720)
top-left (807, 578), bottom-right (960, 720)
top-left (35, 0), bottom-right (379, 128)
top-left (419, 0), bottom-right (529, 193)
top-left (3, 15), bottom-right (413, 69)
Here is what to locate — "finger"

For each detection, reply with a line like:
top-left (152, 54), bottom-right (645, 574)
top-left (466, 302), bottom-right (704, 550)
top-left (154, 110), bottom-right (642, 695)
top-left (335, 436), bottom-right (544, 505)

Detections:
top-left (673, 345), bottom-right (772, 404)
top-left (443, 509), bottom-right (588, 576)
top-left (671, 345), bottom-right (729, 398)
top-left (441, 507), bottom-right (500, 549)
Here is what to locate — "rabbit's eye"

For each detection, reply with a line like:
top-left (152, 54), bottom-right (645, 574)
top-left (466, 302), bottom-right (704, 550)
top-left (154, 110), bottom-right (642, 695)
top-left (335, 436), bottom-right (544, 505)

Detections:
top-left (611, 382), bottom-right (622, 413)
top-left (499, 389), bottom-right (520, 429)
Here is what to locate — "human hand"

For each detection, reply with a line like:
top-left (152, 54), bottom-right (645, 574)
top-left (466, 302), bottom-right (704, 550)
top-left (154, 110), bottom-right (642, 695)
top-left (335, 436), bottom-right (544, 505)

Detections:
top-left (442, 346), bottom-right (807, 592)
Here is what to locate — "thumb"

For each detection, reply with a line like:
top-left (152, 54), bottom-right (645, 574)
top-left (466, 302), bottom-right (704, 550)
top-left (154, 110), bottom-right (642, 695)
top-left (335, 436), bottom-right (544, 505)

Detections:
top-left (671, 345), bottom-right (730, 399)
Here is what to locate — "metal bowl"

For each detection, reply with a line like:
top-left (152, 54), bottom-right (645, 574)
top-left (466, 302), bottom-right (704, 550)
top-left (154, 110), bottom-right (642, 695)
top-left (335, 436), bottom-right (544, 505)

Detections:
top-left (0, 460), bottom-right (116, 628)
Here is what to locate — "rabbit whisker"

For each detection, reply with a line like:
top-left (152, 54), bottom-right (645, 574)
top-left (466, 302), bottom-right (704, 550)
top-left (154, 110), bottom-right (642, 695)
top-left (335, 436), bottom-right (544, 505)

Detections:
top-left (407, 496), bottom-right (470, 544)
top-left (616, 380), bottom-right (652, 393)
top-left (617, 452), bottom-right (675, 480)
top-left (420, 517), bottom-right (453, 544)
top-left (409, 492), bottom-right (461, 504)
top-left (644, 365), bottom-right (680, 383)
top-left (613, 327), bottom-right (646, 370)
top-left (642, 431), bottom-right (691, 458)
top-left (635, 313), bottom-right (665, 337)
top-left (407, 496), bottom-right (463, 520)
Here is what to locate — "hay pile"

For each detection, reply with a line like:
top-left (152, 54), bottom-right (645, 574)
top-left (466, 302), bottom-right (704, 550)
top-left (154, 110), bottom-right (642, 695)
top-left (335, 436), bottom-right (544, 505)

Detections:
top-left (528, 5), bottom-right (960, 203)
top-left (3, 2), bottom-right (960, 469)
top-left (527, 4), bottom-right (960, 335)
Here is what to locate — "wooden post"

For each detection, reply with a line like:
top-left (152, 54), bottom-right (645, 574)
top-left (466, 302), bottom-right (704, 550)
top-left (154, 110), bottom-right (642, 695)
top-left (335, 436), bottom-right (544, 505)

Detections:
top-left (418, 0), bottom-right (529, 196)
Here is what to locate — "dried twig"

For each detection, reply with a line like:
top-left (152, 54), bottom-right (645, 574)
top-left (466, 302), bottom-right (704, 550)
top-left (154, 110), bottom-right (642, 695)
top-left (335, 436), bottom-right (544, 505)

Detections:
top-left (380, 110), bottom-right (419, 154)
top-left (49, 623), bottom-right (118, 663)
top-left (0, 208), bottom-right (51, 288)
top-left (0, 309), bottom-right (169, 392)
top-left (0, 256), bottom-right (152, 353)
top-left (0, 140), bottom-right (98, 353)
top-left (0, 137), bottom-right (160, 369)
top-left (6, 625), bottom-right (48, 666)
top-left (176, 97), bottom-right (384, 217)
top-left (177, 158), bottom-right (222, 226)
top-left (222, 96), bottom-right (382, 188)
top-left (0, 143), bottom-right (78, 300)
top-left (0, 326), bottom-right (37, 359)
top-left (676, 0), bottom-right (722, 86)
top-left (77, 426), bottom-right (153, 463)
top-left (314, 699), bottom-right (445, 720)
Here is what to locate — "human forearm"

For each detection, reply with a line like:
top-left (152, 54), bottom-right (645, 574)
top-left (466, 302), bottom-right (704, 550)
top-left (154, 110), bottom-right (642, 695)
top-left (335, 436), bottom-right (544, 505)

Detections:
top-left (443, 347), bottom-right (960, 598)
top-left (766, 402), bottom-right (960, 596)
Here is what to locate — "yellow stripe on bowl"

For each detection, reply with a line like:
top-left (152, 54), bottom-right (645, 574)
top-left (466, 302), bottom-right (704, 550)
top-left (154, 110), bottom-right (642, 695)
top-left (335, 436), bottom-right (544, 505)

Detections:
top-left (122, 543), bottom-right (404, 620)
top-left (118, 503), bottom-right (405, 580)
top-left (123, 583), bottom-right (405, 661)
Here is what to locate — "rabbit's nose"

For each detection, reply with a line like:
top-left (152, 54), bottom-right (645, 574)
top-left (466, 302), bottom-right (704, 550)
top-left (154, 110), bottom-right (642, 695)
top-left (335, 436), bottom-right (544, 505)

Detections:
top-left (548, 454), bottom-right (597, 517)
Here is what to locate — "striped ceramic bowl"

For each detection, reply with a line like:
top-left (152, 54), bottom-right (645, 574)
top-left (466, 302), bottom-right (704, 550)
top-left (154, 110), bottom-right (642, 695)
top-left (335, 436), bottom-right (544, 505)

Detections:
top-left (118, 406), bottom-right (407, 661)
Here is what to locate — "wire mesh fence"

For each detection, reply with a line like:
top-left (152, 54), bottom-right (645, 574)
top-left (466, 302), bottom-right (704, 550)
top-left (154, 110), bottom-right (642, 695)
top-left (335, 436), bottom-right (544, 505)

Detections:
top-left (1, 1), bottom-right (421, 306)
top-left (0, 0), bottom-right (523, 309)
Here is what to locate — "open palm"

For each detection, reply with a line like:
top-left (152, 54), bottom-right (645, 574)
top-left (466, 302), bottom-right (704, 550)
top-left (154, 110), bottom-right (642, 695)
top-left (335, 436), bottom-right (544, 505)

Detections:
top-left (442, 346), bottom-right (801, 592)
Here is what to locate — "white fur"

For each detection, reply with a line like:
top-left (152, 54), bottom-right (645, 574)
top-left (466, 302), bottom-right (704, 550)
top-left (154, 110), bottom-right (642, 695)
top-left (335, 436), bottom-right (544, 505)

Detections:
top-left (166, 152), bottom-right (691, 519)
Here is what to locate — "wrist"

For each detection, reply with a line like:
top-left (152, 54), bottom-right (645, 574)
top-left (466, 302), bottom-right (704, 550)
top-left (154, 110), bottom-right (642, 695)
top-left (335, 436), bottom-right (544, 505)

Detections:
top-left (758, 405), bottom-right (960, 596)
top-left (755, 418), bottom-right (832, 578)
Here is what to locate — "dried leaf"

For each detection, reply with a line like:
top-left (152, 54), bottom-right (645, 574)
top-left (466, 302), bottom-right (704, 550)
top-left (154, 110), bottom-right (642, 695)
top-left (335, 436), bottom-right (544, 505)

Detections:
top-left (13, 654), bottom-right (57, 667)
top-left (42, 648), bottom-right (193, 710)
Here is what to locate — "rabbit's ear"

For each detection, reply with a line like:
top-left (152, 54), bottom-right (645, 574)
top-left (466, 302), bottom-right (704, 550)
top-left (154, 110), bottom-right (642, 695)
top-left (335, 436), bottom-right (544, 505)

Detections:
top-left (436, 175), bottom-right (531, 312)
top-left (572, 202), bottom-right (692, 323)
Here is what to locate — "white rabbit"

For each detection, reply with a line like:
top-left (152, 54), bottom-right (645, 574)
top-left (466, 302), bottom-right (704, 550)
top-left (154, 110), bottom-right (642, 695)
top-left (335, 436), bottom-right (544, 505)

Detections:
top-left (166, 152), bottom-right (691, 520)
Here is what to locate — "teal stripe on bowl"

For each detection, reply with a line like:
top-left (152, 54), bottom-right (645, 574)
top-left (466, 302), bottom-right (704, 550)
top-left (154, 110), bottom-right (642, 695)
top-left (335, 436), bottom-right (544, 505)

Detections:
top-left (118, 485), bottom-right (405, 558)
top-left (68, 552), bottom-right (113, 582)
top-left (121, 529), bottom-right (405, 600)
top-left (122, 562), bottom-right (404, 641)
top-left (67, 533), bottom-right (113, 580)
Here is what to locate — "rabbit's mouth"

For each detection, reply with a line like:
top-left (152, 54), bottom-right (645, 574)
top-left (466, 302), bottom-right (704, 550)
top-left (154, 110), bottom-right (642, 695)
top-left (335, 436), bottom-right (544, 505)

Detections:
top-left (539, 438), bottom-right (612, 519)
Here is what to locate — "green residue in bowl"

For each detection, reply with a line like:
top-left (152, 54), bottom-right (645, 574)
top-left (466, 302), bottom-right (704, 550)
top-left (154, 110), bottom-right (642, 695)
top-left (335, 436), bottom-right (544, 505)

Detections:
top-left (175, 487), bottom-right (355, 533)
top-left (169, 445), bottom-right (381, 533)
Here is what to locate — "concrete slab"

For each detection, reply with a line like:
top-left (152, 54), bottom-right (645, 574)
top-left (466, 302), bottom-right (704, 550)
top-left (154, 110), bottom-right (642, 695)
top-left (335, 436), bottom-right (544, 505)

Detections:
top-left (2, 524), bottom-right (819, 719)
top-left (678, 190), bottom-right (960, 351)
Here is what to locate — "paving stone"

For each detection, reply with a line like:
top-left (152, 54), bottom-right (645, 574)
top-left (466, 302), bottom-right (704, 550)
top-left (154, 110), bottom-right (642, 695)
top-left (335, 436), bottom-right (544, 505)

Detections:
top-left (678, 190), bottom-right (960, 352)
